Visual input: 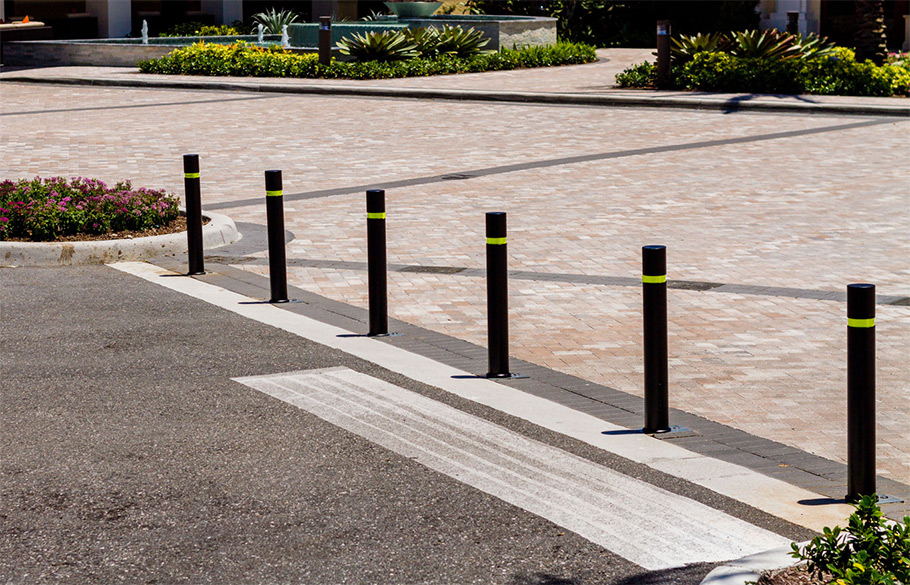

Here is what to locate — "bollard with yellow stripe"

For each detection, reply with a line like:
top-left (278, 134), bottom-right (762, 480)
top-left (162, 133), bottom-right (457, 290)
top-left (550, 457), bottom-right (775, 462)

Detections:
top-left (485, 212), bottom-right (513, 378)
top-left (264, 170), bottom-right (289, 303)
top-left (366, 189), bottom-right (389, 336)
top-left (846, 282), bottom-right (877, 501)
top-left (182, 154), bottom-right (205, 275)
top-left (642, 245), bottom-right (670, 434)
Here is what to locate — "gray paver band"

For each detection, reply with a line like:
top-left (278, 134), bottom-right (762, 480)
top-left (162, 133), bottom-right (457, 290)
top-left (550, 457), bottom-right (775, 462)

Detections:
top-left (205, 253), bottom-right (910, 306)
top-left (0, 94), bottom-right (280, 117)
top-left (202, 117), bottom-right (901, 211)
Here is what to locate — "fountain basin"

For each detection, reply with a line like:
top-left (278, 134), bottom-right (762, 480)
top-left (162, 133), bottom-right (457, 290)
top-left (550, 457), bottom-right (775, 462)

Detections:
top-left (2, 14), bottom-right (556, 67)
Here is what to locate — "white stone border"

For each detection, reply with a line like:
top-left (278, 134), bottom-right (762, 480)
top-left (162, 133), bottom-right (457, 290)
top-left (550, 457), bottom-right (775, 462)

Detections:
top-left (0, 209), bottom-right (239, 267)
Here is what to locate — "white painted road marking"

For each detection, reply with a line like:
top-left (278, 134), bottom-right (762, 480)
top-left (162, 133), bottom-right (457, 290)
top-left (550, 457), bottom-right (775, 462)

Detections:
top-left (111, 261), bottom-right (854, 532)
top-left (234, 367), bottom-right (790, 570)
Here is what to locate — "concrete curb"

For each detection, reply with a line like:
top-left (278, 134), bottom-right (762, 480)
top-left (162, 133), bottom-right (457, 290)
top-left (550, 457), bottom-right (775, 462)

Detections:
top-left (0, 209), bottom-right (239, 267)
top-left (2, 74), bottom-right (908, 118)
top-left (700, 544), bottom-right (803, 585)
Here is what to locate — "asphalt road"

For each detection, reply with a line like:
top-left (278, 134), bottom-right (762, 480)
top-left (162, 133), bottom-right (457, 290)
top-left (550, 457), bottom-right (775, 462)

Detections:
top-left (1, 264), bottom-right (725, 585)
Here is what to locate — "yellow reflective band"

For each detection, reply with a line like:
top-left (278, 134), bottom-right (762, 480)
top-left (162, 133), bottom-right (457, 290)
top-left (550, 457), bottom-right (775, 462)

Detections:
top-left (642, 274), bottom-right (667, 284)
top-left (367, 212), bottom-right (386, 219)
top-left (487, 237), bottom-right (507, 245)
top-left (266, 190), bottom-right (283, 197)
top-left (848, 318), bottom-right (875, 328)
top-left (184, 172), bottom-right (200, 179)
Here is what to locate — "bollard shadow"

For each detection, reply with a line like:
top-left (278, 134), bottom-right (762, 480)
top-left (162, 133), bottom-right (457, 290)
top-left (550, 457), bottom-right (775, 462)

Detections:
top-left (798, 497), bottom-right (846, 506)
top-left (602, 429), bottom-right (642, 436)
top-left (452, 374), bottom-right (485, 379)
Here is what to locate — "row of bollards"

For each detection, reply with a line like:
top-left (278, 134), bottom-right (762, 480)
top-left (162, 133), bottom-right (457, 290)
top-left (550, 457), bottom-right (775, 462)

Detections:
top-left (181, 155), bottom-right (886, 502)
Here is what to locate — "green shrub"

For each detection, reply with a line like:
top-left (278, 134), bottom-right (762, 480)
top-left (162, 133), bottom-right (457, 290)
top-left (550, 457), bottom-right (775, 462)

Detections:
top-left (616, 45), bottom-right (910, 96)
top-left (791, 495), bottom-right (910, 585)
top-left (0, 177), bottom-right (179, 241)
top-left (160, 23), bottom-right (244, 37)
top-left (138, 41), bottom-right (597, 79)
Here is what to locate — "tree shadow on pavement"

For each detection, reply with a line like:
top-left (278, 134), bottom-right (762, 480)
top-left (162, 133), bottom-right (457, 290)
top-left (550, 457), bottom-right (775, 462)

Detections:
top-left (508, 574), bottom-right (580, 585)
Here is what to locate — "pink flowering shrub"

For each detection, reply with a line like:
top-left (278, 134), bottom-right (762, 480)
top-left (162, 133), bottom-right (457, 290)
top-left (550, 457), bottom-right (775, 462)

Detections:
top-left (0, 177), bottom-right (179, 241)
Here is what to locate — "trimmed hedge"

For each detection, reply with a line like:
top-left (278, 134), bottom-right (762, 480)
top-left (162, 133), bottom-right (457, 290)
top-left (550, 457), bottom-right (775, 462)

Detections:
top-left (137, 41), bottom-right (597, 80)
top-left (616, 48), bottom-right (910, 97)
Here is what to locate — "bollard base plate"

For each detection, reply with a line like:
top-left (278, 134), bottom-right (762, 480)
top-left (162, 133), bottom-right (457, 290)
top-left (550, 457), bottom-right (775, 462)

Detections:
top-left (367, 332), bottom-right (403, 338)
top-left (187, 270), bottom-right (207, 276)
top-left (268, 298), bottom-right (302, 304)
top-left (642, 425), bottom-right (695, 439)
top-left (847, 493), bottom-right (905, 505)
top-left (484, 372), bottom-right (529, 380)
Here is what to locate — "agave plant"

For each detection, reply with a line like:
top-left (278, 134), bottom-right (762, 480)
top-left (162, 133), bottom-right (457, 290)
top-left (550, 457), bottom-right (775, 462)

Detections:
top-left (791, 33), bottom-right (838, 59)
top-left (433, 25), bottom-right (490, 58)
top-left (729, 29), bottom-right (802, 60)
top-left (252, 8), bottom-right (299, 34)
top-left (670, 32), bottom-right (731, 64)
top-left (336, 30), bottom-right (420, 62)
top-left (402, 26), bottom-right (441, 57)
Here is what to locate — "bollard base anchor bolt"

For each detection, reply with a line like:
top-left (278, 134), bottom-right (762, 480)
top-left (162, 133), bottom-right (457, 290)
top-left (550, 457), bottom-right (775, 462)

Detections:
top-left (484, 372), bottom-right (529, 380)
top-left (642, 425), bottom-right (694, 438)
top-left (846, 493), bottom-right (904, 505)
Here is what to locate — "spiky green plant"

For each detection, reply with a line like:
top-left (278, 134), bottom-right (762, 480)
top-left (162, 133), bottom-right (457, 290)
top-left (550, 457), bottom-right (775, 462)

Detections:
top-left (670, 32), bottom-right (731, 64)
top-left (336, 30), bottom-right (419, 62)
top-left (402, 27), bottom-right (440, 57)
top-left (433, 25), bottom-right (490, 58)
top-left (729, 29), bottom-right (802, 60)
top-left (252, 8), bottom-right (299, 34)
top-left (791, 33), bottom-right (838, 59)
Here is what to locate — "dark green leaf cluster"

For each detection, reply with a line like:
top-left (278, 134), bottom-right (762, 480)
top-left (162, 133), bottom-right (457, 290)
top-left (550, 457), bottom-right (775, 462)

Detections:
top-left (337, 26), bottom-right (492, 62)
top-left (791, 495), bottom-right (910, 585)
top-left (671, 30), bottom-right (837, 65)
top-left (137, 41), bottom-right (597, 80)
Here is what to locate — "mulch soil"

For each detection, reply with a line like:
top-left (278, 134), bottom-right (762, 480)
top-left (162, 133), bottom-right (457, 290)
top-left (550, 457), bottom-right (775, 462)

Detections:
top-left (758, 566), bottom-right (832, 584)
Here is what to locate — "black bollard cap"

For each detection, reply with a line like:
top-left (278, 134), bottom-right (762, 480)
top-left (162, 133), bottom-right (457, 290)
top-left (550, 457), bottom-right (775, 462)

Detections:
top-left (486, 212), bottom-right (506, 239)
top-left (847, 283), bottom-right (875, 320)
top-left (366, 189), bottom-right (385, 213)
top-left (265, 170), bottom-right (282, 193)
top-left (183, 154), bottom-right (200, 174)
top-left (642, 245), bottom-right (666, 278)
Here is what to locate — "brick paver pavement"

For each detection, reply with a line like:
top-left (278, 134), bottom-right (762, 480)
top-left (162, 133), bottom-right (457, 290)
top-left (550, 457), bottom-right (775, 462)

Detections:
top-left (1, 73), bottom-right (907, 484)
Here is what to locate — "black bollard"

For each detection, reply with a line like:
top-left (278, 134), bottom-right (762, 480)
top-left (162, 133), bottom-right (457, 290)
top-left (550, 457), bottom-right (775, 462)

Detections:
top-left (847, 283), bottom-right (876, 501)
top-left (656, 20), bottom-right (671, 90)
top-left (318, 16), bottom-right (332, 66)
top-left (366, 189), bottom-right (388, 336)
top-left (485, 212), bottom-right (511, 378)
top-left (183, 154), bottom-right (205, 275)
top-left (265, 170), bottom-right (289, 303)
top-left (642, 245), bottom-right (670, 434)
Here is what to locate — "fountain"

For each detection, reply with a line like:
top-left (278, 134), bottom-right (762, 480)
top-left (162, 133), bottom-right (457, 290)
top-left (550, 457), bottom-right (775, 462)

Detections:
top-left (141, 20), bottom-right (148, 44)
top-left (280, 24), bottom-right (289, 48)
top-left (257, 23), bottom-right (264, 44)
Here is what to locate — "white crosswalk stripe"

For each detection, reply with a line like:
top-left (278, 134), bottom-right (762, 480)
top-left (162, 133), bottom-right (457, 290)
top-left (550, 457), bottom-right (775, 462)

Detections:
top-left (235, 366), bottom-right (790, 570)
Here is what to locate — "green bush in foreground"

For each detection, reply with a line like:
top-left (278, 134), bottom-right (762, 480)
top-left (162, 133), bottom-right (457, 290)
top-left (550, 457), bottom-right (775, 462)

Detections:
top-left (0, 177), bottom-right (179, 241)
top-left (791, 495), bottom-right (910, 585)
top-left (137, 41), bottom-right (597, 80)
top-left (616, 47), bottom-right (910, 97)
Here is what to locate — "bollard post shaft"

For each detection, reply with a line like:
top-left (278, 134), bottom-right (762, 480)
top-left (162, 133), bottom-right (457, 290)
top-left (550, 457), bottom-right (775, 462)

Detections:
top-left (265, 170), bottom-right (289, 303)
top-left (183, 154), bottom-right (205, 275)
top-left (366, 189), bottom-right (388, 336)
top-left (318, 16), bottom-right (332, 65)
top-left (485, 212), bottom-right (511, 378)
top-left (642, 245), bottom-right (670, 433)
top-left (656, 20), bottom-right (671, 89)
top-left (847, 283), bottom-right (876, 501)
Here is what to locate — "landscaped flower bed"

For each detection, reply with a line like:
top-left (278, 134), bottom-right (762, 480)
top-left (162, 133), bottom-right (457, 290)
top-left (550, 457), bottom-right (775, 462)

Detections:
top-left (0, 177), bottom-right (179, 242)
top-left (136, 41), bottom-right (597, 80)
top-left (615, 30), bottom-right (910, 97)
